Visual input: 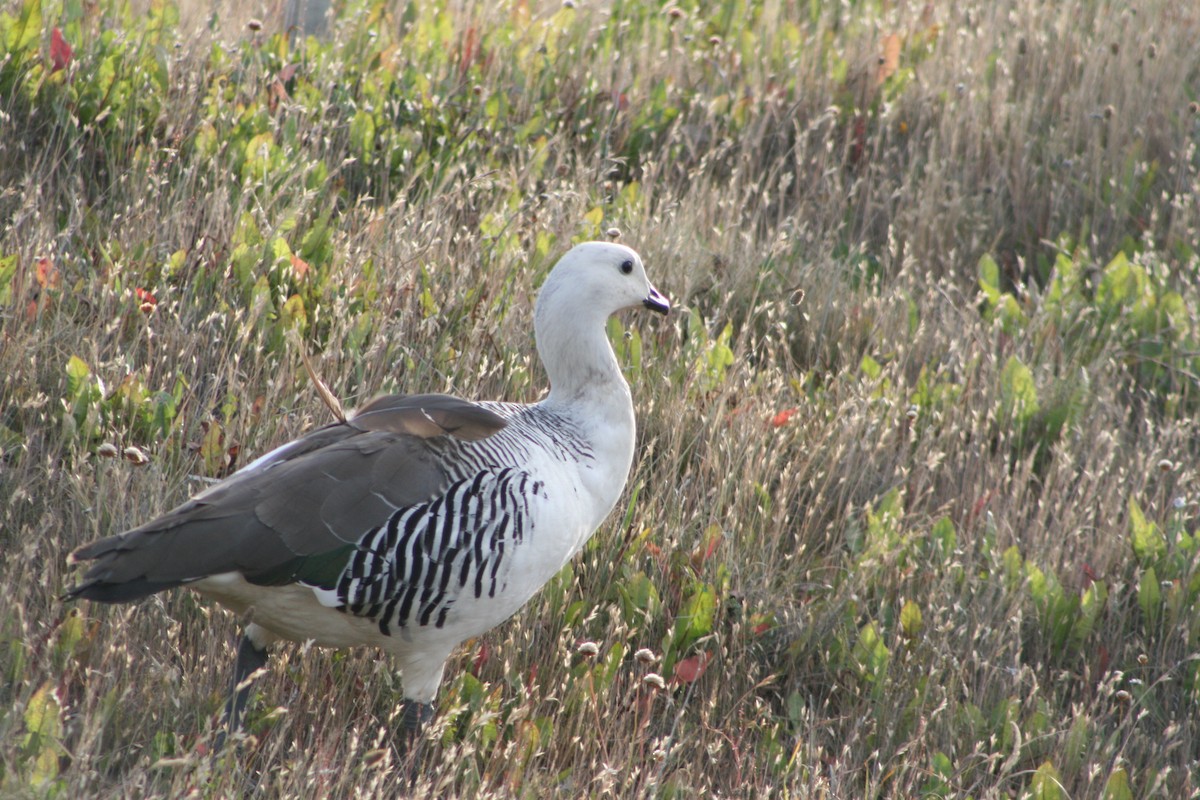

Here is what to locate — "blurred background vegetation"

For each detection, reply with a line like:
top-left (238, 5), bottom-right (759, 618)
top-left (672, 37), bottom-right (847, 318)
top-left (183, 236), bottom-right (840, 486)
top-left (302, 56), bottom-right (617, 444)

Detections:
top-left (2, 0), bottom-right (1199, 796)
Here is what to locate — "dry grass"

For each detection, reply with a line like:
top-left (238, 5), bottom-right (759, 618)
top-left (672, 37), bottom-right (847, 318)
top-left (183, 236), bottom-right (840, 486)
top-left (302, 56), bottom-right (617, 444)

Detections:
top-left (3, 0), bottom-right (1200, 796)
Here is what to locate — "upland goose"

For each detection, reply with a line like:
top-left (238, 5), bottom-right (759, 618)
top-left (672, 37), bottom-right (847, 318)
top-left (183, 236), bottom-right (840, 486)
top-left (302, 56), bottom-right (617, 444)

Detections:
top-left (67, 241), bottom-right (669, 738)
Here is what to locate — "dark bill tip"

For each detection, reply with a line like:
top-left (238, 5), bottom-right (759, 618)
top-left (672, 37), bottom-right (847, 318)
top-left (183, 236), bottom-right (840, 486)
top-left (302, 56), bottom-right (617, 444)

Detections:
top-left (643, 285), bottom-right (670, 315)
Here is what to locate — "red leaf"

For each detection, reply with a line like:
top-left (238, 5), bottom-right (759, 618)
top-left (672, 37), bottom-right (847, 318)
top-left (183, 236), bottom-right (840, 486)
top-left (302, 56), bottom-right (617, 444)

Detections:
top-left (875, 33), bottom-right (901, 86)
top-left (968, 490), bottom-right (996, 524)
top-left (269, 78), bottom-right (289, 108)
top-left (290, 253), bottom-right (310, 280)
top-left (472, 641), bottom-right (490, 675)
top-left (673, 651), bottom-right (711, 684)
top-left (701, 527), bottom-right (722, 563)
top-left (750, 612), bottom-right (775, 636)
top-left (50, 28), bottom-right (73, 74)
top-left (771, 408), bottom-right (799, 427)
top-left (135, 286), bottom-right (157, 313)
top-left (35, 257), bottom-right (60, 289)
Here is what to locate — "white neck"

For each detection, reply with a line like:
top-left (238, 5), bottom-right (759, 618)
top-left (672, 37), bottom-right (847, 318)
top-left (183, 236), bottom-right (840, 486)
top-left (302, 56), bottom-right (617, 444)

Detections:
top-left (534, 283), bottom-right (630, 409)
top-left (533, 296), bottom-right (636, 515)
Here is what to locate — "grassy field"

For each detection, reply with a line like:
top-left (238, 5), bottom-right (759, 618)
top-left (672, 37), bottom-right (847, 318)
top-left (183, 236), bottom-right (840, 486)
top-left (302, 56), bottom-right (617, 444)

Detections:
top-left (2, 0), bottom-right (1200, 796)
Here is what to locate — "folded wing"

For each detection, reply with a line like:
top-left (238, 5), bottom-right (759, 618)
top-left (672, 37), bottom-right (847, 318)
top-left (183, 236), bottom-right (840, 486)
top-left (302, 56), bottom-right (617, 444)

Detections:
top-left (66, 394), bottom-right (508, 602)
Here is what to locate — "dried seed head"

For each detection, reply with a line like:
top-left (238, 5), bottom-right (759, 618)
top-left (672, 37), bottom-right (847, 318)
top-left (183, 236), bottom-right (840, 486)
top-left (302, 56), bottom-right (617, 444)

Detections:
top-left (1137, 653), bottom-right (1149, 665)
top-left (1190, 102), bottom-right (1199, 115)
top-left (1173, 496), bottom-right (1186, 510)
top-left (709, 35), bottom-right (723, 47)
top-left (1114, 689), bottom-right (1132, 704)
top-left (1147, 43), bottom-right (1157, 59)
top-left (247, 18), bottom-right (263, 32)
top-left (562, 0), bottom-right (577, 7)
top-left (905, 405), bottom-right (919, 422)
top-left (665, 6), bottom-right (684, 19)
top-left (1103, 104), bottom-right (1116, 120)
top-left (1157, 458), bottom-right (1173, 472)
top-left (642, 673), bottom-right (666, 690)
top-left (605, 227), bottom-right (622, 241)
top-left (123, 446), bottom-right (150, 466)
top-left (634, 648), bottom-right (659, 665)
top-left (97, 443), bottom-right (119, 458)
top-left (1109, 42), bottom-right (1119, 56)
top-left (576, 641), bottom-right (599, 657)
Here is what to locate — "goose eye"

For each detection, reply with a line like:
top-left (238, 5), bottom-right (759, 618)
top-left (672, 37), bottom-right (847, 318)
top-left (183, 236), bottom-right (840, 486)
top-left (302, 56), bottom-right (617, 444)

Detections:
top-left (620, 259), bottom-right (634, 275)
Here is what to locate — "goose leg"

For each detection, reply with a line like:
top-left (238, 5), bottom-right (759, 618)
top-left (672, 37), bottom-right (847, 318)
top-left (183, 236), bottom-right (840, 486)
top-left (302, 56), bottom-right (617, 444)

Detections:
top-left (398, 699), bottom-right (433, 785)
top-left (399, 699), bottom-right (433, 735)
top-left (214, 624), bottom-right (274, 750)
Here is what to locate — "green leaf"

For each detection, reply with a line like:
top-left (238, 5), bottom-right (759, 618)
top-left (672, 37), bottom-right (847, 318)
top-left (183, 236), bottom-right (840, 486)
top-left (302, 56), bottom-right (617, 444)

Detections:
top-left (1096, 251), bottom-right (1144, 310)
top-left (243, 131), bottom-right (278, 181)
top-left (1138, 566), bottom-right (1161, 624)
top-left (418, 286), bottom-right (439, 318)
top-left (705, 324), bottom-right (735, 387)
top-left (930, 517), bottom-right (956, 559)
top-left (618, 570), bottom-right (660, 625)
top-left (852, 621), bottom-right (890, 682)
top-left (978, 253), bottom-right (1001, 306)
top-left (66, 355), bottom-right (91, 399)
top-left (0, 252), bottom-right (17, 304)
top-left (349, 109), bottom-right (376, 164)
top-left (1000, 356), bottom-right (1039, 426)
top-left (1102, 768), bottom-right (1134, 800)
top-left (1026, 562), bottom-right (1048, 602)
top-left (673, 582), bottom-right (716, 653)
top-left (1128, 497), bottom-right (1165, 563)
top-left (272, 236), bottom-right (294, 270)
top-left (280, 293), bottom-right (307, 331)
top-left (2, 0), bottom-right (41, 55)
top-left (1073, 579), bottom-right (1108, 646)
top-left (1028, 760), bottom-right (1064, 800)
top-left (921, 751), bottom-right (953, 797)
top-left (1002, 546), bottom-right (1023, 589)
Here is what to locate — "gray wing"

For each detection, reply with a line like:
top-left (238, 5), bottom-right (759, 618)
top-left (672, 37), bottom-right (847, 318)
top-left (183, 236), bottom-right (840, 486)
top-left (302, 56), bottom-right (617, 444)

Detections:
top-left (66, 394), bottom-right (508, 603)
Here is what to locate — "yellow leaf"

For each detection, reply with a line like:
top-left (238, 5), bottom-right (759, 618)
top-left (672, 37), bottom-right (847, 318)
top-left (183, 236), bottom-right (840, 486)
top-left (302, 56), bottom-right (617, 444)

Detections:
top-left (900, 600), bottom-right (923, 636)
top-left (582, 207), bottom-right (604, 236)
top-left (23, 683), bottom-right (63, 785)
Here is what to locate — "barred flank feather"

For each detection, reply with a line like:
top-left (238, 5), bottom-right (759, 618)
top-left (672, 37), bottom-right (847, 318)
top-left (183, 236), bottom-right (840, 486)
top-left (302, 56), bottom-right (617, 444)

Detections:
top-left (332, 467), bottom-right (546, 634)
